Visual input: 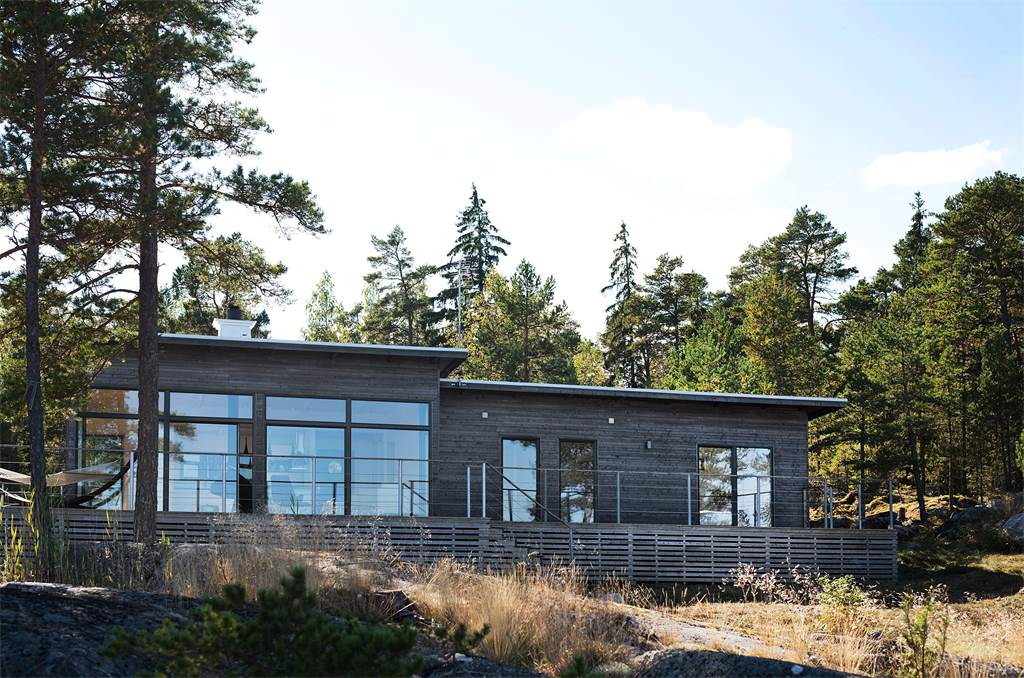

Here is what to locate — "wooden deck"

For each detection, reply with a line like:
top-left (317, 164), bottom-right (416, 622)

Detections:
top-left (8, 509), bottom-right (897, 582)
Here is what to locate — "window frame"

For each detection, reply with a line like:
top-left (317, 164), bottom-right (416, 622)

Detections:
top-left (500, 435), bottom-right (541, 522)
top-left (696, 443), bottom-right (774, 527)
top-left (557, 438), bottom-right (598, 524)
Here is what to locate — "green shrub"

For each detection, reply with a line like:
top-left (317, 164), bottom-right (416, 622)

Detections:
top-left (817, 575), bottom-right (866, 633)
top-left (899, 588), bottom-right (949, 678)
top-left (104, 566), bottom-right (421, 677)
top-left (434, 622), bottom-right (490, 655)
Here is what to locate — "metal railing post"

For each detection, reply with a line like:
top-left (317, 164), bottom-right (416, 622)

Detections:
top-left (616, 471), bottom-right (621, 524)
top-left (311, 454), bottom-right (317, 514)
top-left (686, 473), bottom-right (692, 526)
top-left (543, 468), bottom-right (549, 523)
top-left (481, 462), bottom-right (487, 519)
top-left (222, 454), bottom-right (227, 513)
top-left (822, 479), bottom-right (829, 528)
top-left (888, 479), bottom-right (894, 529)
top-left (398, 459), bottom-right (404, 516)
top-left (754, 476), bottom-right (761, 527)
top-left (857, 480), bottom-right (863, 529)
top-left (466, 466), bottom-right (471, 518)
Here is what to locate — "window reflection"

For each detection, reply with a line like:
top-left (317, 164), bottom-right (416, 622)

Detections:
top-left (559, 441), bottom-right (595, 523)
top-left (169, 392), bottom-right (252, 419)
top-left (167, 423), bottom-right (238, 513)
top-left (351, 428), bottom-right (428, 516)
top-left (502, 439), bottom-right (538, 522)
top-left (267, 426), bottom-right (345, 515)
top-left (267, 396), bottom-right (346, 423)
top-left (80, 417), bottom-right (138, 510)
top-left (698, 446), bottom-right (771, 527)
top-left (351, 400), bottom-right (428, 426)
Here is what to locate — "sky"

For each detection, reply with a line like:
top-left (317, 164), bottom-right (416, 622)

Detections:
top-left (194, 0), bottom-right (1023, 340)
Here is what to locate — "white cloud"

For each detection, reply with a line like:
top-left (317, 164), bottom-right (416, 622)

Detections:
top-left (862, 141), bottom-right (1005, 189)
top-left (559, 98), bottom-right (792, 192)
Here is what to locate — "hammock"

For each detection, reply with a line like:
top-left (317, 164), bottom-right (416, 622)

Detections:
top-left (0, 459), bottom-right (132, 508)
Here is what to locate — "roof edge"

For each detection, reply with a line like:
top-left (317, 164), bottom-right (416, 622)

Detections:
top-left (440, 378), bottom-right (846, 419)
top-left (158, 334), bottom-right (469, 377)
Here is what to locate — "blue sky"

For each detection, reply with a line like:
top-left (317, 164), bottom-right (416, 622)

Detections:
top-left (203, 0), bottom-right (1023, 339)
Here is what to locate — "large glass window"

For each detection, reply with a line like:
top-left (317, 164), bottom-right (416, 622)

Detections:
top-left (559, 441), bottom-right (595, 523)
top-left (351, 428), bottom-right (428, 516)
top-left (166, 423), bottom-right (240, 512)
top-left (502, 439), bottom-right (538, 522)
top-left (80, 417), bottom-right (138, 510)
top-left (698, 445), bottom-right (772, 527)
top-left (266, 426), bottom-right (345, 515)
top-left (169, 392), bottom-right (253, 419)
top-left (267, 396), bottom-right (346, 423)
top-left (351, 400), bottom-right (428, 427)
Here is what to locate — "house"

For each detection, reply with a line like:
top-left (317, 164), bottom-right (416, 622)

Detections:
top-left (67, 313), bottom-right (897, 581)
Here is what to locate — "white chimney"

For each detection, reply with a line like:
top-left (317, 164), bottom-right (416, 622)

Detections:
top-left (213, 305), bottom-right (256, 338)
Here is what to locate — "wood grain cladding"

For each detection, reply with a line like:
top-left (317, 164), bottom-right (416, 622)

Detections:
top-left (92, 345), bottom-right (816, 527)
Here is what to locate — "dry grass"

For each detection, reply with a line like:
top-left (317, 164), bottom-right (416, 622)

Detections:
top-left (676, 592), bottom-right (1024, 675)
top-left (407, 559), bottom-right (644, 675)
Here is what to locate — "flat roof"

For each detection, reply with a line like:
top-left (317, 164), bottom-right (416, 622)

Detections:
top-left (441, 378), bottom-right (846, 420)
top-left (158, 334), bottom-right (469, 377)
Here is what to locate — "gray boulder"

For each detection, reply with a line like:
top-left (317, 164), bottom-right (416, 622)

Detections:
top-left (937, 505), bottom-right (1000, 537)
top-left (1002, 512), bottom-right (1024, 546)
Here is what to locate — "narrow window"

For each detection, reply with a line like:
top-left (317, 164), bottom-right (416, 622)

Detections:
top-left (559, 441), bottom-right (595, 523)
top-left (501, 438), bottom-right (538, 521)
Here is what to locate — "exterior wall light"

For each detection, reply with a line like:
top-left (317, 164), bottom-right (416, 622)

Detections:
top-left (481, 411), bottom-right (489, 419)
top-left (608, 417), bottom-right (615, 424)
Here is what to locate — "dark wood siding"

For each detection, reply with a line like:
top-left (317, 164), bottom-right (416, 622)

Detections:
top-left (94, 344), bottom-right (443, 509)
top-left (437, 387), bottom-right (809, 527)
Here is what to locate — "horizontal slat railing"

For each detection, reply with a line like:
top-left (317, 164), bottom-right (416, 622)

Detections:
top-left (2, 508), bottom-right (897, 582)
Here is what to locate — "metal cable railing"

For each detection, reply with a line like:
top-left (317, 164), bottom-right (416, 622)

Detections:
top-left (0, 445), bottom-right (899, 528)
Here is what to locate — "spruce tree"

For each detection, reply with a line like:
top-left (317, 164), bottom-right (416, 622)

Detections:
top-left (447, 184), bottom-right (510, 295)
top-left (600, 222), bottom-right (649, 387)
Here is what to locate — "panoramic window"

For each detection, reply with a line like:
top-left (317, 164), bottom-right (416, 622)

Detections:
top-left (86, 388), bottom-right (139, 415)
top-left (350, 428), bottom-right (428, 516)
top-left (698, 445), bottom-right (772, 527)
top-left (351, 400), bottom-right (429, 427)
top-left (266, 426), bottom-right (345, 515)
top-left (266, 396), bottom-right (346, 423)
top-left (79, 416), bottom-right (138, 510)
top-left (501, 438), bottom-right (538, 521)
top-left (559, 441), bottom-right (595, 523)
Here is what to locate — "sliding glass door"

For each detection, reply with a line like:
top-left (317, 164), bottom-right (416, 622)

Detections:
top-left (559, 440), bottom-right (595, 523)
top-left (698, 445), bottom-right (772, 527)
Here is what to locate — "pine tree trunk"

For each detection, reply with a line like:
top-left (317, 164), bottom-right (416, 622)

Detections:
top-left (25, 19), bottom-right (50, 559)
top-left (133, 30), bottom-right (160, 544)
top-left (134, 166), bottom-right (159, 544)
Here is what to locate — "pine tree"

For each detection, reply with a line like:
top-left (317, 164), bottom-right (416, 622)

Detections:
top-left (658, 308), bottom-right (766, 394)
top-left (100, 2), bottom-right (325, 543)
top-left (643, 253), bottom-right (709, 379)
top-left (741, 273), bottom-right (823, 395)
top-left (361, 226), bottom-right (435, 345)
top-left (464, 261), bottom-right (579, 383)
top-left (160, 233), bottom-right (289, 338)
